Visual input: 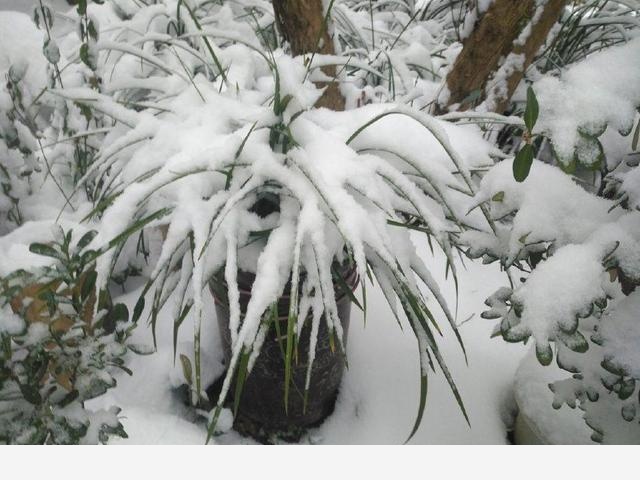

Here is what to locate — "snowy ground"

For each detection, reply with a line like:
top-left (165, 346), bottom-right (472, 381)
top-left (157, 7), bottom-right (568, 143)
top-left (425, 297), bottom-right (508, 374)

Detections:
top-left (84, 238), bottom-right (529, 445)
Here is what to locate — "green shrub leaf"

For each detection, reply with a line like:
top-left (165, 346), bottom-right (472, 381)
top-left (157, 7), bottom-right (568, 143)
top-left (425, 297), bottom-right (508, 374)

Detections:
top-left (524, 86), bottom-right (539, 132)
top-left (29, 242), bottom-right (61, 260)
top-left (536, 342), bottom-right (553, 366)
top-left (513, 144), bottom-right (534, 182)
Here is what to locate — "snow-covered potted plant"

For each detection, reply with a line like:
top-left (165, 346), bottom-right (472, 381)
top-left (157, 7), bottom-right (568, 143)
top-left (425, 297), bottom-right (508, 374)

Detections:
top-left (40, 0), bottom-right (508, 441)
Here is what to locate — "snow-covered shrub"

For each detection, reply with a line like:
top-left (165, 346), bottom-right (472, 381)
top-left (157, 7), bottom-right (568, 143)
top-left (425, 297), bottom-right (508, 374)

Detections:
top-left (0, 59), bottom-right (43, 232)
top-left (0, 1), bottom-right (114, 234)
top-left (460, 35), bottom-right (640, 443)
top-left (0, 227), bottom-right (135, 444)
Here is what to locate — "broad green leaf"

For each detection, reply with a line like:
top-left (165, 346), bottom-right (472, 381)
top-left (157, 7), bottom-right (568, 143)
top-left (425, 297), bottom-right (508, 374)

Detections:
top-left (574, 133), bottom-right (604, 168)
top-left (622, 403), bottom-right (636, 422)
top-left (80, 270), bottom-right (97, 300)
top-left (524, 86), bottom-right (539, 132)
top-left (578, 122), bottom-right (607, 138)
top-left (29, 242), bottom-right (61, 260)
top-left (618, 378), bottom-right (636, 401)
top-left (76, 0), bottom-right (87, 16)
top-left (111, 303), bottom-right (129, 324)
top-left (557, 330), bottom-right (589, 353)
top-left (502, 326), bottom-right (529, 343)
top-left (76, 230), bottom-right (98, 251)
top-left (601, 357), bottom-right (627, 376)
top-left (79, 43), bottom-right (96, 70)
top-left (513, 144), bottom-right (534, 182)
top-left (19, 384), bottom-right (42, 405)
top-left (535, 342), bottom-right (553, 366)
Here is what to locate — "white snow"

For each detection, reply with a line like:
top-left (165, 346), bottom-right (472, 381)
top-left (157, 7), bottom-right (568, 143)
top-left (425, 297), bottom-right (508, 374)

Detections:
top-left (534, 36), bottom-right (640, 161)
top-left (85, 238), bottom-right (525, 445)
top-left (2, 0), bottom-right (640, 447)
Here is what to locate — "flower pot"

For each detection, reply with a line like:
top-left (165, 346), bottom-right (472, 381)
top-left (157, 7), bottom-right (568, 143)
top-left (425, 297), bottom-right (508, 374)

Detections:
top-left (209, 266), bottom-right (358, 441)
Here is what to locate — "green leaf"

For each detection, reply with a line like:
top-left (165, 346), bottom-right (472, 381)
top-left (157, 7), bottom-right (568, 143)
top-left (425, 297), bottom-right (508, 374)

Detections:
top-left (172, 303), bottom-right (192, 362)
top-left (578, 122), bottom-right (607, 138)
top-left (502, 326), bottom-right (529, 343)
top-left (80, 249), bottom-right (100, 266)
top-left (29, 242), bottom-right (61, 260)
top-left (535, 342), bottom-right (553, 366)
top-left (79, 43), bottom-right (96, 70)
top-left (556, 350), bottom-right (580, 374)
top-left (132, 295), bottom-right (145, 323)
top-left (632, 119), bottom-right (640, 151)
top-left (179, 354), bottom-right (193, 386)
top-left (225, 122), bottom-right (257, 190)
top-left (551, 142), bottom-right (575, 173)
top-left (332, 265), bottom-right (362, 311)
top-left (618, 122), bottom-right (633, 137)
top-left (43, 39), bottom-right (61, 64)
top-left (618, 378), bottom-right (636, 401)
top-left (524, 86), bottom-right (539, 132)
top-left (399, 285), bottom-right (469, 427)
top-left (405, 374), bottom-right (428, 443)
top-left (111, 303), bottom-right (129, 323)
top-left (513, 144), bottom-right (534, 182)
top-left (32, 6), bottom-right (40, 29)
top-left (557, 330), bottom-right (589, 353)
top-left (76, 0), bottom-right (87, 16)
top-left (491, 191), bottom-right (504, 202)
top-left (233, 349), bottom-right (251, 417)
top-left (601, 357), bottom-right (627, 376)
top-left (80, 42), bottom-right (89, 63)
top-left (58, 389), bottom-right (79, 408)
top-left (19, 384), bottom-right (42, 405)
top-left (574, 133), bottom-right (604, 168)
top-left (76, 230), bottom-right (98, 251)
top-left (80, 270), bottom-right (97, 301)
top-left (275, 94), bottom-right (293, 116)
top-left (87, 19), bottom-right (98, 41)
top-left (621, 403), bottom-right (636, 422)
top-left (284, 309), bottom-right (296, 414)
top-left (127, 343), bottom-right (155, 355)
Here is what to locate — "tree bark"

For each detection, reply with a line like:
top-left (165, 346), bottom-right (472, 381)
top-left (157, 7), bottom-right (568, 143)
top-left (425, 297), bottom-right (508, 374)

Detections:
top-left (437, 0), bottom-right (566, 114)
top-left (272, 0), bottom-right (345, 111)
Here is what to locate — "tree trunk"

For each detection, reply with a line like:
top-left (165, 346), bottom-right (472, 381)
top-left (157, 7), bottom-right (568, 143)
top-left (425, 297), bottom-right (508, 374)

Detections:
top-left (272, 0), bottom-right (345, 111)
top-left (437, 0), bottom-right (566, 114)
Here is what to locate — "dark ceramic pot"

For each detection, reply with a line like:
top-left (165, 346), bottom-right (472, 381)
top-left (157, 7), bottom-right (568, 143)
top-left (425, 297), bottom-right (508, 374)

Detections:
top-left (209, 266), bottom-right (358, 441)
